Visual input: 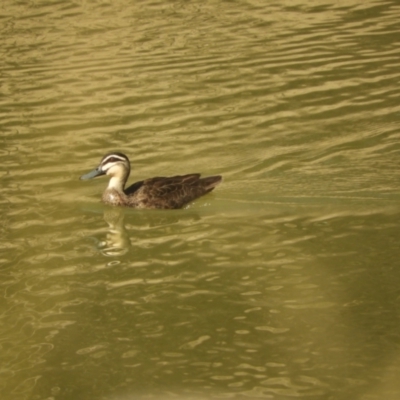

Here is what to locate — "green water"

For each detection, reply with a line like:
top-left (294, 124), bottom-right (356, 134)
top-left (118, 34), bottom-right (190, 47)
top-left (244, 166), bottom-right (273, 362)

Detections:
top-left (1, 1), bottom-right (400, 399)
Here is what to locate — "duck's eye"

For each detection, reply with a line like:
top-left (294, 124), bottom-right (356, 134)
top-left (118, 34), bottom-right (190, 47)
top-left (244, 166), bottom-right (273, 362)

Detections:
top-left (106, 157), bottom-right (118, 163)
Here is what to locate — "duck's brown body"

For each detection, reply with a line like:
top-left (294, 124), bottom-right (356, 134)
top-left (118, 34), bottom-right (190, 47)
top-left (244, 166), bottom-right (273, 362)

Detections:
top-left (81, 153), bottom-right (222, 209)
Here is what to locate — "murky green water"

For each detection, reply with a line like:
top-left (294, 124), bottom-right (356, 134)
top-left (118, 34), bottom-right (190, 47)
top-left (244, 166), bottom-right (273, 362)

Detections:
top-left (1, 1), bottom-right (400, 399)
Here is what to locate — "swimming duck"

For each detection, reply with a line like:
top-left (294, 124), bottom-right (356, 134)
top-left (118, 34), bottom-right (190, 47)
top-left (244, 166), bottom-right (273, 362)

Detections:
top-left (80, 152), bottom-right (222, 209)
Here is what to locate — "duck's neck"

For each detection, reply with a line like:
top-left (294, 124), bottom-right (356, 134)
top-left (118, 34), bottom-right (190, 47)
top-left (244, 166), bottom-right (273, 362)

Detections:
top-left (106, 165), bottom-right (130, 194)
top-left (107, 176), bottom-right (126, 193)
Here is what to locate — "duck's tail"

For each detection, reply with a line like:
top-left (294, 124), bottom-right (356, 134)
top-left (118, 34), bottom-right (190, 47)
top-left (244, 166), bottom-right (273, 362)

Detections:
top-left (201, 175), bottom-right (223, 192)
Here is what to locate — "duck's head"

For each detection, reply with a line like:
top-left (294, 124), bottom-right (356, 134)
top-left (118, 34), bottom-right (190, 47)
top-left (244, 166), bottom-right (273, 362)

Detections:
top-left (80, 152), bottom-right (131, 190)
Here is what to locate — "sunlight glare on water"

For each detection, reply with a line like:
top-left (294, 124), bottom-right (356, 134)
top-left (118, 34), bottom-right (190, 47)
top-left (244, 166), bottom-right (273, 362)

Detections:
top-left (1, 0), bottom-right (400, 399)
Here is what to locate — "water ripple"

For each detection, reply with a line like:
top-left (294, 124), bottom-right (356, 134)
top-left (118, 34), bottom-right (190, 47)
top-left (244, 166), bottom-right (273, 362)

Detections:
top-left (2, 1), bottom-right (400, 399)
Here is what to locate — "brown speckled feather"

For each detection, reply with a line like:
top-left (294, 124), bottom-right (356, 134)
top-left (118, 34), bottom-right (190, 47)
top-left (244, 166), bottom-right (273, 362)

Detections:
top-left (123, 174), bottom-right (221, 209)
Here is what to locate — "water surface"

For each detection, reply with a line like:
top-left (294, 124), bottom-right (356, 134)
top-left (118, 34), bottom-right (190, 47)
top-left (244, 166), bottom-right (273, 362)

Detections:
top-left (1, 1), bottom-right (400, 399)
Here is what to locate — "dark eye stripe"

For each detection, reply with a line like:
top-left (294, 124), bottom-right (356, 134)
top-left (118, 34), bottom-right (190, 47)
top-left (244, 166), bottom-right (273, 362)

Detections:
top-left (102, 155), bottom-right (125, 164)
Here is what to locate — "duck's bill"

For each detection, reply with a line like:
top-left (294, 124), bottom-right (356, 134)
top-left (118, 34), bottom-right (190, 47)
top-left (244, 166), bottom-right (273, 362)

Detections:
top-left (80, 168), bottom-right (105, 180)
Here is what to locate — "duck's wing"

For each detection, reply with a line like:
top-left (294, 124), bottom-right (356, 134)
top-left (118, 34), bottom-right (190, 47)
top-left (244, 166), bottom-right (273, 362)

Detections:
top-left (126, 174), bottom-right (222, 209)
top-left (125, 180), bottom-right (145, 195)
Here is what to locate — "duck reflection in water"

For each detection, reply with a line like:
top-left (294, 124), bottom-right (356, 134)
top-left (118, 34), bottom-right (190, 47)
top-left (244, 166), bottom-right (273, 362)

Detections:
top-left (100, 208), bottom-right (131, 256)
top-left (99, 207), bottom-right (204, 257)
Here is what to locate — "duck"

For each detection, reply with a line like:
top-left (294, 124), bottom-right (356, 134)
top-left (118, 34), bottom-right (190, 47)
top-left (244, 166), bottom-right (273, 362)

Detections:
top-left (80, 152), bottom-right (222, 209)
